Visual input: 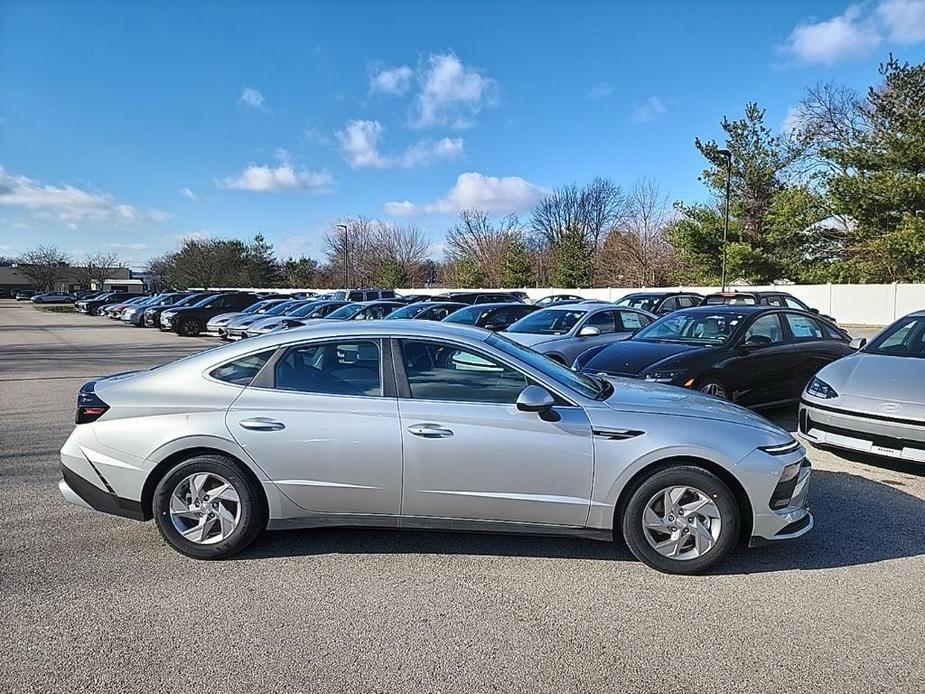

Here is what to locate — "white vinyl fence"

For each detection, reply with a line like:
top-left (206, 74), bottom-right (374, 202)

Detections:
top-left (208, 284), bottom-right (925, 327)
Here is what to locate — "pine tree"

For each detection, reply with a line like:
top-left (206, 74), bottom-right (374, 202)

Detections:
top-left (550, 226), bottom-right (594, 287)
top-left (499, 238), bottom-right (535, 288)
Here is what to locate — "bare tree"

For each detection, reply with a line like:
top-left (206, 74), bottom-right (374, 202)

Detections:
top-left (322, 217), bottom-right (379, 287)
top-left (16, 245), bottom-right (71, 291)
top-left (444, 208), bottom-right (523, 286)
top-left (598, 179), bottom-right (677, 287)
top-left (529, 177), bottom-right (625, 284)
top-left (790, 82), bottom-right (871, 175)
top-left (78, 251), bottom-right (125, 289)
top-left (370, 222), bottom-right (430, 286)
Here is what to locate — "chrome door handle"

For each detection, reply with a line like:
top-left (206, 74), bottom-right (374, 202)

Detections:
top-left (239, 417), bottom-right (286, 431)
top-left (407, 423), bottom-right (454, 438)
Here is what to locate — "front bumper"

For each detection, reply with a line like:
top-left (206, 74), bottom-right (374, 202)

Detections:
top-left (734, 446), bottom-right (814, 544)
top-left (799, 400), bottom-right (925, 463)
top-left (160, 314), bottom-right (175, 330)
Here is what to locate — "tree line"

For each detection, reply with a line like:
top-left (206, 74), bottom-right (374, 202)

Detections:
top-left (8, 55), bottom-right (924, 290)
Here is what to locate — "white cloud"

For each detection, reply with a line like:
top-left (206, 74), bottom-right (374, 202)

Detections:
top-left (631, 96), bottom-right (668, 122)
top-left (423, 172), bottom-right (548, 215)
top-left (335, 119), bottom-right (390, 168)
top-left (238, 86), bottom-right (266, 110)
top-left (384, 200), bottom-right (417, 216)
top-left (0, 165), bottom-right (144, 225)
top-left (589, 82), bottom-right (614, 99)
top-left (179, 186), bottom-right (198, 201)
top-left (782, 105), bottom-right (802, 136)
top-left (413, 53), bottom-right (497, 128)
top-left (370, 65), bottom-right (414, 95)
top-left (335, 119), bottom-right (464, 169)
top-left (148, 209), bottom-right (172, 222)
top-left (782, 5), bottom-right (882, 65)
top-left (877, 0), bottom-right (925, 43)
top-left (217, 162), bottom-right (334, 193)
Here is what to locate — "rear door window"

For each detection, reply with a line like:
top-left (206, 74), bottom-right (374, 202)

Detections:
top-left (275, 340), bottom-right (382, 396)
top-left (784, 313), bottom-right (826, 341)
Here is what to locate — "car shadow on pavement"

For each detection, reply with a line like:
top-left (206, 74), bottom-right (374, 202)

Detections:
top-left (239, 469), bottom-right (925, 573)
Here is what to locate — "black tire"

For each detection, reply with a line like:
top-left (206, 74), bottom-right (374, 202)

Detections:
top-left (696, 376), bottom-right (728, 400)
top-left (177, 317), bottom-right (201, 337)
top-left (621, 465), bottom-right (740, 575)
top-left (152, 454), bottom-right (267, 559)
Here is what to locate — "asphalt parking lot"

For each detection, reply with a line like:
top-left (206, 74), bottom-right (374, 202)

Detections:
top-left (1, 300), bottom-right (923, 693)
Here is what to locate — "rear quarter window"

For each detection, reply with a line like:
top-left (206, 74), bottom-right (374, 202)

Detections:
top-left (210, 350), bottom-right (275, 385)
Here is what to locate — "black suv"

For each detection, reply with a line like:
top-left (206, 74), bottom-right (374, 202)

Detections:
top-left (77, 292), bottom-right (139, 316)
top-left (429, 291), bottom-right (525, 305)
top-left (160, 292), bottom-right (263, 336)
top-left (703, 291), bottom-right (836, 323)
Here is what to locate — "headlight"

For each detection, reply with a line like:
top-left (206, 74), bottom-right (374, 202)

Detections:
top-left (644, 370), bottom-right (686, 384)
top-left (124, 308), bottom-right (137, 316)
top-left (806, 377), bottom-right (837, 399)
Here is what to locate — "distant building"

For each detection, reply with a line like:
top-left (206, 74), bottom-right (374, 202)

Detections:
top-left (0, 265), bottom-right (133, 294)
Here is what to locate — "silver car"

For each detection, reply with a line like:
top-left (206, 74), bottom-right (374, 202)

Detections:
top-left (504, 304), bottom-right (656, 364)
top-left (800, 311), bottom-right (925, 464)
top-left (59, 321), bottom-right (812, 574)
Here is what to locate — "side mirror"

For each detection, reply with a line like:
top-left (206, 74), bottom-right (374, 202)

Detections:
top-left (482, 323), bottom-right (502, 332)
top-left (809, 307), bottom-right (820, 314)
top-left (578, 325), bottom-right (601, 337)
top-left (849, 337), bottom-right (867, 350)
top-left (744, 334), bottom-right (773, 348)
top-left (516, 385), bottom-right (555, 415)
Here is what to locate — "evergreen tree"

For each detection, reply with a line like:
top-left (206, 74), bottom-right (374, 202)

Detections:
top-left (378, 258), bottom-right (410, 288)
top-left (243, 233), bottom-right (281, 287)
top-left (550, 226), bottom-right (594, 287)
top-left (499, 238), bottom-right (535, 288)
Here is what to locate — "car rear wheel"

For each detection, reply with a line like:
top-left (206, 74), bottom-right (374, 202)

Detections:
top-left (621, 465), bottom-right (740, 574)
top-left (697, 376), bottom-right (728, 400)
top-left (153, 454), bottom-right (267, 559)
top-left (177, 317), bottom-right (201, 336)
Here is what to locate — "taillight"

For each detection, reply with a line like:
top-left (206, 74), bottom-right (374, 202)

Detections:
top-left (76, 381), bottom-right (109, 424)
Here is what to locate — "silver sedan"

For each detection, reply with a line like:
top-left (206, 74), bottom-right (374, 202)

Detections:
top-left (59, 321), bottom-right (812, 574)
top-left (800, 310), bottom-right (925, 464)
top-left (504, 304), bottom-right (656, 364)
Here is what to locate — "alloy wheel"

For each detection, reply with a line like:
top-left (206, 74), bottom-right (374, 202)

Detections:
top-left (180, 319), bottom-right (199, 336)
top-left (169, 472), bottom-right (241, 544)
top-left (699, 381), bottom-right (726, 399)
top-left (641, 485), bottom-right (722, 560)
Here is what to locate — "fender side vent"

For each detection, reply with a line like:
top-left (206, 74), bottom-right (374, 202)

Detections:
top-left (593, 429), bottom-right (644, 441)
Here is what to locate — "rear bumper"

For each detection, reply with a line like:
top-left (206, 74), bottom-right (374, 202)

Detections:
top-left (799, 400), bottom-right (925, 463)
top-left (58, 465), bottom-right (147, 521)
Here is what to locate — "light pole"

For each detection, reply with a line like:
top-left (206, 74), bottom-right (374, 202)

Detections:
top-left (718, 148), bottom-right (732, 292)
top-left (336, 223), bottom-right (348, 288)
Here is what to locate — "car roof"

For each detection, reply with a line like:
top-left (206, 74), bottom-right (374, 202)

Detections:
top-left (675, 304), bottom-right (772, 315)
top-left (456, 302), bottom-right (531, 310)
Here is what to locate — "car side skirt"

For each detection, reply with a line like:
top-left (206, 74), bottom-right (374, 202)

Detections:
top-left (267, 512), bottom-right (612, 541)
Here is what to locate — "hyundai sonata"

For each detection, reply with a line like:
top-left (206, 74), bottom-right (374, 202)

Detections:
top-left (58, 321), bottom-right (812, 574)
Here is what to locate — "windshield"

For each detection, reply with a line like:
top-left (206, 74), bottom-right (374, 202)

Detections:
top-left (865, 316), bottom-right (925, 358)
top-left (705, 294), bottom-right (755, 305)
top-left (385, 304), bottom-right (426, 319)
top-left (242, 300), bottom-right (279, 314)
top-left (326, 303), bottom-right (364, 319)
top-left (635, 311), bottom-right (745, 345)
top-left (616, 295), bottom-right (660, 312)
top-left (487, 333), bottom-right (603, 400)
top-left (443, 306), bottom-right (483, 324)
top-left (172, 293), bottom-right (208, 308)
top-left (287, 301), bottom-right (328, 318)
top-left (506, 308), bottom-right (587, 335)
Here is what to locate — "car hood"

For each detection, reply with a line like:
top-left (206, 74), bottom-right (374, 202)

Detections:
top-left (504, 332), bottom-right (564, 348)
top-left (246, 316), bottom-right (292, 330)
top-left (599, 377), bottom-right (788, 437)
top-left (818, 352), bottom-right (925, 407)
top-left (583, 339), bottom-right (714, 375)
top-left (208, 311), bottom-right (243, 325)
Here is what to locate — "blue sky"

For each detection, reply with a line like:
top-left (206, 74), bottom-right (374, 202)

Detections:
top-left (2, 0), bottom-right (924, 268)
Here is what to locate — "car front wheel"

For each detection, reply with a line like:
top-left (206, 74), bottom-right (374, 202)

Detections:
top-left (177, 317), bottom-right (201, 336)
top-left (152, 454), bottom-right (267, 559)
top-left (697, 376), bottom-right (728, 400)
top-left (621, 465), bottom-right (740, 574)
